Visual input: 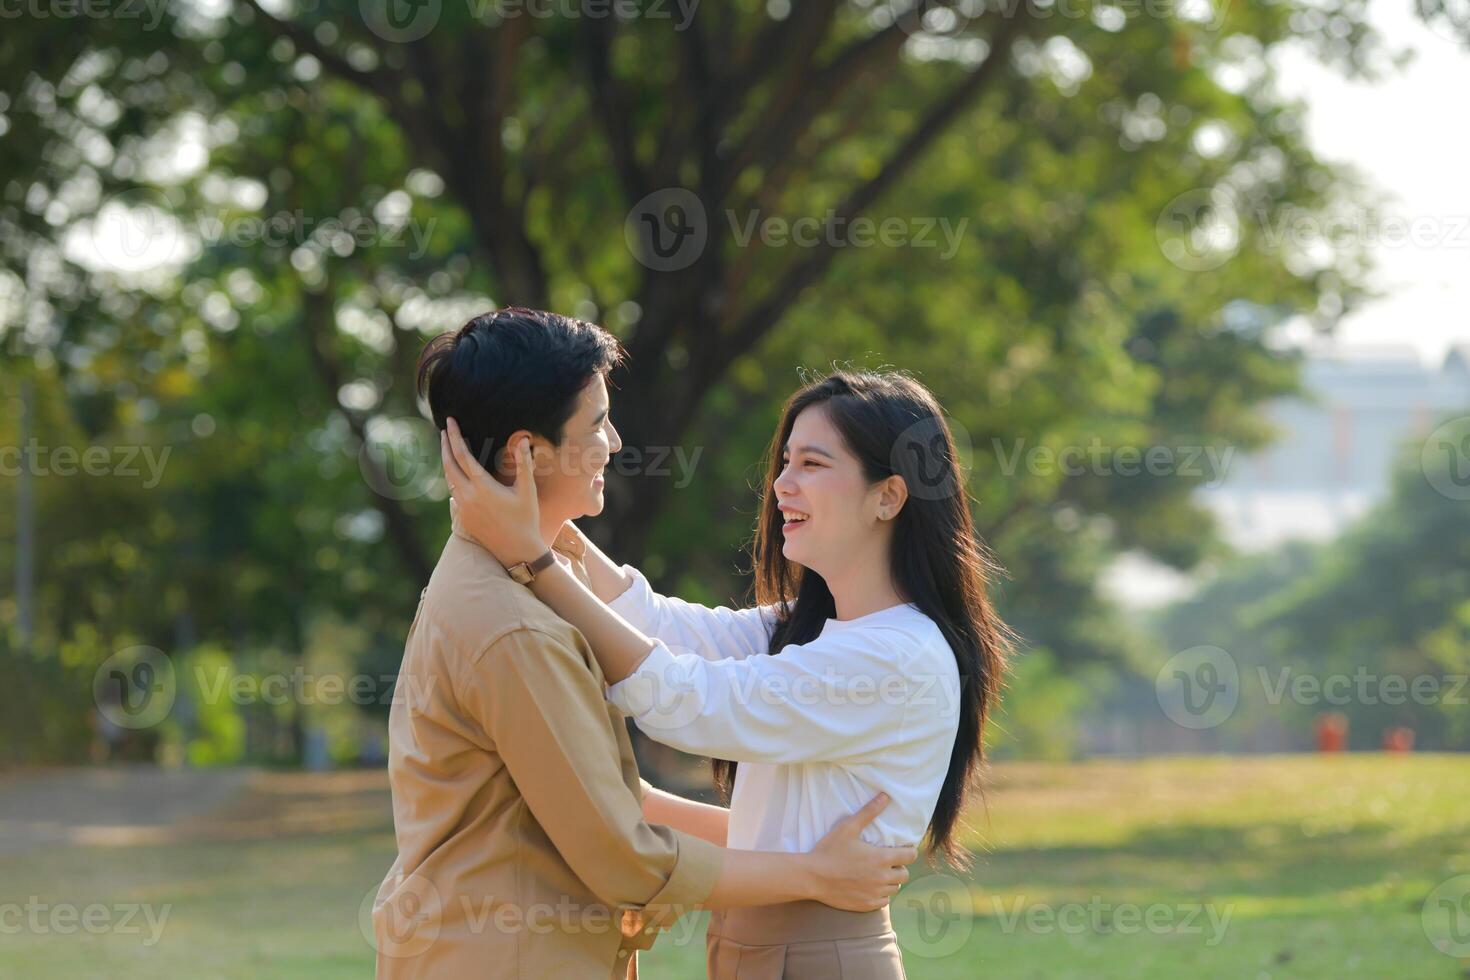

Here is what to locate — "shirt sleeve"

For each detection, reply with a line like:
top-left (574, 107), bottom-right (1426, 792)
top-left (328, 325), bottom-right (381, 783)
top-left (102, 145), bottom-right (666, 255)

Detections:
top-left (606, 628), bottom-right (923, 765)
top-left (458, 626), bottom-right (724, 922)
top-left (606, 564), bottom-right (779, 663)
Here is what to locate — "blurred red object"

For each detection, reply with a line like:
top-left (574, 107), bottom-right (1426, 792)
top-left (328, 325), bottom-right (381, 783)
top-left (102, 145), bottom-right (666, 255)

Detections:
top-left (1382, 727), bottom-right (1415, 752)
top-left (1314, 712), bottom-right (1348, 752)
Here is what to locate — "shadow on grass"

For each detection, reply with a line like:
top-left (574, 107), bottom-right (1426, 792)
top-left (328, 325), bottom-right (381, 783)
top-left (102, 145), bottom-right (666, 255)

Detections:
top-left (962, 818), bottom-right (1469, 903)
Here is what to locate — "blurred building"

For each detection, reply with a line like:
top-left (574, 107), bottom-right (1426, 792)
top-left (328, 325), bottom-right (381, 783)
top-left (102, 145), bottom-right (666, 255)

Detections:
top-left (1198, 341), bottom-right (1470, 550)
top-left (1102, 340), bottom-right (1470, 611)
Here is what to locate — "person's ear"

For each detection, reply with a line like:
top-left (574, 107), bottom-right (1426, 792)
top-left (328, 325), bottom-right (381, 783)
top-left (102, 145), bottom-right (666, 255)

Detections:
top-left (496, 430), bottom-right (544, 480)
top-left (875, 475), bottom-right (908, 522)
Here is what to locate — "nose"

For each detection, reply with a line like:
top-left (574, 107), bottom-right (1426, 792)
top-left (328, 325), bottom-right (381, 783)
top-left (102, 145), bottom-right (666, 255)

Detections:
top-left (773, 462), bottom-right (798, 498)
top-left (606, 419), bottom-right (623, 455)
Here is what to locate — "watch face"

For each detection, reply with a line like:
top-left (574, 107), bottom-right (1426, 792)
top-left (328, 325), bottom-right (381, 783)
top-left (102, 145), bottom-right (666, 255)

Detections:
top-left (508, 563), bottom-right (532, 585)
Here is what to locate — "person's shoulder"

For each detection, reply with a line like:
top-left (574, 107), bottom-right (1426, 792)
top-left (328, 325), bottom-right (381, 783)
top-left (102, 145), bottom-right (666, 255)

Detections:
top-left (867, 606), bottom-right (955, 666)
top-left (421, 535), bottom-right (581, 656)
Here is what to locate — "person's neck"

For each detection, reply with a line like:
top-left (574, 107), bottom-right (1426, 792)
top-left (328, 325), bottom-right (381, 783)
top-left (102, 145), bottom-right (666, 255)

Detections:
top-left (819, 546), bottom-right (905, 621)
top-left (492, 467), bottom-right (565, 552)
top-left (537, 508), bottom-right (568, 551)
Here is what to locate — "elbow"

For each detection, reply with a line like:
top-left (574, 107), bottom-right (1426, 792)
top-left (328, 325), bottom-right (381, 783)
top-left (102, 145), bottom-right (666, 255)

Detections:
top-left (631, 715), bottom-right (727, 758)
top-left (574, 831), bottom-right (679, 909)
top-left (633, 717), bottom-right (792, 764)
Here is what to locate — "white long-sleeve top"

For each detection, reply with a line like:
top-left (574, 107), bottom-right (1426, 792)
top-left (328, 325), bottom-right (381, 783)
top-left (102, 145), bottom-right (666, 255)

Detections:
top-left (605, 567), bottom-right (961, 853)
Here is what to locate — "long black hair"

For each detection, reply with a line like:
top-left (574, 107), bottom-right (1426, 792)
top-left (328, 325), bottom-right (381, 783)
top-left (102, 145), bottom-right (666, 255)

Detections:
top-left (713, 370), bottom-right (1016, 869)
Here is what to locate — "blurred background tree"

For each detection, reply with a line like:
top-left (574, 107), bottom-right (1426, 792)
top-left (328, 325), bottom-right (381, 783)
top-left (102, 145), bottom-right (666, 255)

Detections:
top-left (1152, 415), bottom-right (1470, 751)
top-left (1, 0), bottom-right (1432, 765)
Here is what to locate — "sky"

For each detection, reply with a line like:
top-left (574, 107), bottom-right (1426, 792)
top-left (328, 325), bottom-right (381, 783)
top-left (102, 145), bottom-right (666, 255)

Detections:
top-left (1271, 0), bottom-right (1470, 366)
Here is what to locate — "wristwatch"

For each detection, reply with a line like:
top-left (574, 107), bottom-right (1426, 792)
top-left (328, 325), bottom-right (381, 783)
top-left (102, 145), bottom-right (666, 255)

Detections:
top-left (507, 549), bottom-right (557, 586)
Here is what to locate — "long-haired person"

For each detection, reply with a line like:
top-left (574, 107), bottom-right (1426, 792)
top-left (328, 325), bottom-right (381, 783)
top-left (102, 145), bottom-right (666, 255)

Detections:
top-left (443, 369), bottom-right (1014, 979)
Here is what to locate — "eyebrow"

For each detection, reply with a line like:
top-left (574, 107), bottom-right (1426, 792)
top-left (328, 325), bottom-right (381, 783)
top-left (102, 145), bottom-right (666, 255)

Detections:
top-left (783, 443), bottom-right (836, 459)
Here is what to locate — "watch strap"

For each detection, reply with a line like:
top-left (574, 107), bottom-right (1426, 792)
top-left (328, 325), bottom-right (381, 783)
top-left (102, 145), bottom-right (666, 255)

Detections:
top-left (509, 549), bottom-right (557, 585)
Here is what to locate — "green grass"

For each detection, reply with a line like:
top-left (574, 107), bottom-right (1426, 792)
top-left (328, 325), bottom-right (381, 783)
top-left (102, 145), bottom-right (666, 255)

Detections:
top-left (3, 755), bottom-right (1468, 978)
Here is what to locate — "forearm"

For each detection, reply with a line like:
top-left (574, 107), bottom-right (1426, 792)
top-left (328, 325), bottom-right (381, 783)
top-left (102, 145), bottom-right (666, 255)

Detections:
top-left (571, 524), bottom-right (635, 603)
top-left (703, 848), bottom-right (815, 910)
top-left (529, 560), bottom-right (656, 684)
top-left (643, 787), bottom-right (729, 847)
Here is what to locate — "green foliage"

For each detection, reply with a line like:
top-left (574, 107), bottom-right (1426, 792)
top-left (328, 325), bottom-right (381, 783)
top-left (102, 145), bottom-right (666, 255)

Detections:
top-left (0, 1), bottom-right (1413, 762)
top-left (987, 647), bottom-right (1097, 761)
top-left (170, 645), bottom-right (248, 768)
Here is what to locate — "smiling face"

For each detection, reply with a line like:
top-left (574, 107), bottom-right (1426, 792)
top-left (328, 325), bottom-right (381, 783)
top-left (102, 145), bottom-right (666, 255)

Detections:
top-left (521, 373), bottom-right (621, 523)
top-left (773, 403), bottom-right (896, 578)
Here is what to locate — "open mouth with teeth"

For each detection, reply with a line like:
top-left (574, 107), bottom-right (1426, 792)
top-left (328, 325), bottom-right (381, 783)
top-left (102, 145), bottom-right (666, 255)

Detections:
top-left (781, 509), bottom-right (810, 532)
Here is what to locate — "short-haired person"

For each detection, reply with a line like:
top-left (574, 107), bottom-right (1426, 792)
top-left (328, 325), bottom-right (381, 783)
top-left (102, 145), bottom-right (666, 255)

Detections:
top-left (372, 309), bottom-right (913, 980)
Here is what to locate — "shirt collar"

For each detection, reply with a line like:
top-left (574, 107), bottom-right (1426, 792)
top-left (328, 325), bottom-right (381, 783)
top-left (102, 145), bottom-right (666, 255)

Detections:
top-left (551, 522), bottom-right (586, 561)
top-left (449, 497), bottom-right (585, 562)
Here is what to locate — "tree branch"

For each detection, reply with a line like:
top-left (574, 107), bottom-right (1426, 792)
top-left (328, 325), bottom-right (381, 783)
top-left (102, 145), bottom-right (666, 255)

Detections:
top-left (713, 19), bottom-right (1025, 370)
top-left (716, 20), bottom-right (912, 199)
top-left (724, 85), bottom-right (872, 296)
top-left (241, 0), bottom-right (397, 103)
top-left (577, 17), bottom-right (649, 203)
top-left (243, 1), bottom-right (547, 305)
top-left (298, 288), bottom-right (434, 585)
top-left (715, 0), bottom-right (844, 128)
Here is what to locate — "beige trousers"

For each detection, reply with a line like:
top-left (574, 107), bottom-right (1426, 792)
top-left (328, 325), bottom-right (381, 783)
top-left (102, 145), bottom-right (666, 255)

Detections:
top-left (706, 901), bottom-right (907, 979)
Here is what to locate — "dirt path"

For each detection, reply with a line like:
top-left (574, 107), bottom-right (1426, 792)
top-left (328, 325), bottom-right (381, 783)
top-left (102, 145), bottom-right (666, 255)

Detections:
top-left (0, 765), bottom-right (253, 855)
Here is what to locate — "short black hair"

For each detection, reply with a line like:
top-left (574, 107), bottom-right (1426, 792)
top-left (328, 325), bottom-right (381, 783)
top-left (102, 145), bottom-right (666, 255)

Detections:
top-left (416, 307), bottom-right (624, 468)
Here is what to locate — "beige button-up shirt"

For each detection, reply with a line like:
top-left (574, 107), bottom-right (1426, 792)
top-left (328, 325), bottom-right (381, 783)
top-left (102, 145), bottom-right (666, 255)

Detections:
top-left (373, 515), bottom-right (724, 979)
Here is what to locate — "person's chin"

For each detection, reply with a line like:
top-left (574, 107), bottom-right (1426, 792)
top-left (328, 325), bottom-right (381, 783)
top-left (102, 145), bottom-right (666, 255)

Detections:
top-left (582, 489), bottom-right (606, 517)
top-left (780, 536), bottom-right (806, 563)
top-left (781, 535), bottom-right (825, 575)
